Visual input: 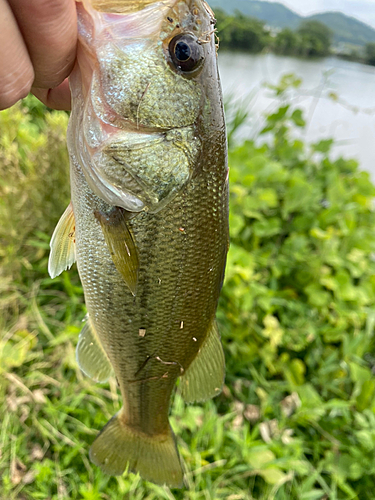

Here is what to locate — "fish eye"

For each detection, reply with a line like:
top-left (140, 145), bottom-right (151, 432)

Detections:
top-left (169, 34), bottom-right (204, 73)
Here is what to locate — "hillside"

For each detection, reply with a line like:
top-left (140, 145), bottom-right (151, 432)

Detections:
top-left (209, 0), bottom-right (375, 46)
top-left (209, 0), bottom-right (300, 28)
top-left (309, 12), bottom-right (375, 46)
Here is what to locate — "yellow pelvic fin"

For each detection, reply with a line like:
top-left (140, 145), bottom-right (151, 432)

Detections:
top-left (76, 316), bottom-right (114, 383)
top-left (180, 320), bottom-right (225, 403)
top-left (90, 412), bottom-right (183, 488)
top-left (95, 207), bottom-right (139, 296)
top-left (48, 202), bottom-right (76, 279)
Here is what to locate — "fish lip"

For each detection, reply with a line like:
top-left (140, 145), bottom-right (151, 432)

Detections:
top-left (80, 0), bottom-right (196, 15)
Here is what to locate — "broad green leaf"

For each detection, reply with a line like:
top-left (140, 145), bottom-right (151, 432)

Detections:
top-left (356, 380), bottom-right (375, 411)
top-left (248, 449), bottom-right (275, 468)
top-left (300, 490), bottom-right (325, 500)
top-left (260, 467), bottom-right (287, 485)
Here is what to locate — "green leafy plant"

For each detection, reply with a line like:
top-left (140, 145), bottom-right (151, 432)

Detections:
top-left (1, 83), bottom-right (375, 499)
top-left (219, 76), bottom-right (375, 498)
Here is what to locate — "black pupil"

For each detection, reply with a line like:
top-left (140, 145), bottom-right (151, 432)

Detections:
top-left (168, 34), bottom-right (203, 72)
top-left (175, 41), bottom-right (191, 62)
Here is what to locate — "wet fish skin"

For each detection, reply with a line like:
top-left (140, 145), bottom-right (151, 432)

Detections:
top-left (51, 0), bottom-right (228, 487)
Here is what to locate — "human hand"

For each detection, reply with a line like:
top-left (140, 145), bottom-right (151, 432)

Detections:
top-left (0, 0), bottom-right (77, 111)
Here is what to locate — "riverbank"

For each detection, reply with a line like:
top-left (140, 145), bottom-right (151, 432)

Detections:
top-left (2, 90), bottom-right (375, 499)
top-left (215, 9), bottom-right (375, 68)
top-left (219, 52), bottom-right (375, 179)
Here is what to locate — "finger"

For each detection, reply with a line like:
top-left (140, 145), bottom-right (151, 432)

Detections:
top-left (32, 79), bottom-right (72, 111)
top-left (8, 0), bottom-right (77, 89)
top-left (0, 0), bottom-right (34, 109)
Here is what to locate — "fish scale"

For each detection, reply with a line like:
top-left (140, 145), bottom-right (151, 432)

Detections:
top-left (48, 0), bottom-right (228, 487)
top-left (72, 130), bottom-right (226, 431)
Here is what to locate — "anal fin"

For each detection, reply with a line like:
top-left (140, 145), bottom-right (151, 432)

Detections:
top-left (180, 320), bottom-right (225, 403)
top-left (95, 207), bottom-right (139, 296)
top-left (48, 202), bottom-right (76, 279)
top-left (76, 316), bottom-right (114, 383)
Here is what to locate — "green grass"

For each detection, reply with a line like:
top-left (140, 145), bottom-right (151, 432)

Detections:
top-left (2, 82), bottom-right (375, 499)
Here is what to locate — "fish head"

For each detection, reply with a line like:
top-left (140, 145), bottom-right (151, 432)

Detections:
top-left (70, 0), bottom-right (224, 213)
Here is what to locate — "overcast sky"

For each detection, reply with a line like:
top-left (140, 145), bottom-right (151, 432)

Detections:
top-left (262, 0), bottom-right (375, 29)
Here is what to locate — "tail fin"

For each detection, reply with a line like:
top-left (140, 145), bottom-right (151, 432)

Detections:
top-left (89, 412), bottom-right (183, 488)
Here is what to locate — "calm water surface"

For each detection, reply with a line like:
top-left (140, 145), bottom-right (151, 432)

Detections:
top-left (219, 52), bottom-right (375, 178)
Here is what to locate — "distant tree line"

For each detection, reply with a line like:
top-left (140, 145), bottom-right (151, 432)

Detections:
top-left (337, 43), bottom-right (375, 67)
top-left (214, 9), bottom-right (375, 67)
top-left (274, 22), bottom-right (332, 57)
top-left (215, 9), bottom-right (333, 58)
top-left (215, 11), bottom-right (270, 53)
top-left (215, 9), bottom-right (375, 67)
top-left (365, 43), bottom-right (375, 66)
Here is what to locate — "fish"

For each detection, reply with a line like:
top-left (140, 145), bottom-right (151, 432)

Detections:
top-left (48, 0), bottom-right (229, 488)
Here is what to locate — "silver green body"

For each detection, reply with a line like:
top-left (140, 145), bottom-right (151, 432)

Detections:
top-left (65, 0), bottom-right (228, 486)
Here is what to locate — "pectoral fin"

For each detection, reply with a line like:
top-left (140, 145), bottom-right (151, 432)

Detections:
top-left (48, 202), bottom-right (76, 279)
top-left (180, 321), bottom-right (225, 403)
top-left (95, 207), bottom-right (139, 296)
top-left (76, 316), bottom-right (114, 383)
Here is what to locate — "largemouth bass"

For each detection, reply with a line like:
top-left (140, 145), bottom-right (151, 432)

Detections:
top-left (48, 0), bottom-right (228, 487)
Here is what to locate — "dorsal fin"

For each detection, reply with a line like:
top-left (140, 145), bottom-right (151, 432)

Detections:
top-left (48, 202), bottom-right (76, 279)
top-left (95, 207), bottom-right (139, 296)
top-left (180, 320), bottom-right (225, 403)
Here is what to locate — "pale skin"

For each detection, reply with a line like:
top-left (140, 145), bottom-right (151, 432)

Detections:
top-left (0, 0), bottom-right (77, 111)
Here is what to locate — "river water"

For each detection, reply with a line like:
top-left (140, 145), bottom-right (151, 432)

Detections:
top-left (218, 52), bottom-right (375, 178)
